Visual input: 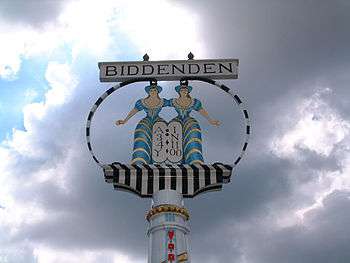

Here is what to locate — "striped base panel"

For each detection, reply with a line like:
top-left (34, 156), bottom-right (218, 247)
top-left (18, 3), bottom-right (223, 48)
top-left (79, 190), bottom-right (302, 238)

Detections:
top-left (103, 162), bottom-right (233, 198)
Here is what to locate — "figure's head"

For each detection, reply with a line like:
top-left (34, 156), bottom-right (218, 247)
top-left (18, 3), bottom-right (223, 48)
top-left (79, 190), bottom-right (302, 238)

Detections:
top-left (175, 80), bottom-right (192, 97)
top-left (145, 82), bottom-right (162, 96)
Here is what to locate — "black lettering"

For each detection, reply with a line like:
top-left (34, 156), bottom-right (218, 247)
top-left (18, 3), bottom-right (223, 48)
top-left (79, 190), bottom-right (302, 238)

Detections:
top-left (105, 66), bottom-right (117, 76)
top-left (121, 65), bottom-right (125, 76)
top-left (172, 64), bottom-right (185, 74)
top-left (157, 64), bottom-right (169, 75)
top-left (218, 62), bottom-right (233, 73)
top-left (127, 65), bottom-right (139, 75)
top-left (171, 133), bottom-right (179, 140)
top-left (188, 63), bottom-right (200, 74)
top-left (154, 148), bottom-right (161, 157)
top-left (171, 140), bottom-right (179, 149)
top-left (142, 65), bottom-right (154, 75)
top-left (203, 63), bottom-right (216, 74)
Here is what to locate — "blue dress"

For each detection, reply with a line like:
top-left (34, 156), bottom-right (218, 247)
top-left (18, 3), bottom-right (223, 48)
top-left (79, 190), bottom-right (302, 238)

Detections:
top-left (169, 98), bottom-right (204, 164)
top-left (132, 98), bottom-right (169, 164)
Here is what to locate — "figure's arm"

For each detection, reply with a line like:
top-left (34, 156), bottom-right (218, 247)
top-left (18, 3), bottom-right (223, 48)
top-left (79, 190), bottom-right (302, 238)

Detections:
top-left (194, 99), bottom-right (220, 126)
top-left (198, 108), bottom-right (220, 126)
top-left (115, 107), bottom-right (139, 125)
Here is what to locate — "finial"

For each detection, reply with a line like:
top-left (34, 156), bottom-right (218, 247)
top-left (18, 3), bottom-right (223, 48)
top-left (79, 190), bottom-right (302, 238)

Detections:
top-left (180, 79), bottom-right (188, 86)
top-left (143, 53), bottom-right (150, 61)
top-left (187, 52), bottom-right (194, 60)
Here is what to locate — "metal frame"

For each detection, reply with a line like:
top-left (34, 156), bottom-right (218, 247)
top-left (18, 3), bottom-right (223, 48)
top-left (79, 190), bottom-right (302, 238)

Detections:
top-left (85, 77), bottom-right (250, 168)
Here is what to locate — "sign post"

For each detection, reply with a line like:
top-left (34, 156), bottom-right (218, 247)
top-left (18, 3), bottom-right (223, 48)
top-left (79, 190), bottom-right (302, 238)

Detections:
top-left (86, 53), bottom-right (250, 262)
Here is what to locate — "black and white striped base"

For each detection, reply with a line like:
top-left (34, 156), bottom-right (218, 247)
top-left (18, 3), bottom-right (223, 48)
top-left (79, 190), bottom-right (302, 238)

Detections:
top-left (103, 163), bottom-right (233, 198)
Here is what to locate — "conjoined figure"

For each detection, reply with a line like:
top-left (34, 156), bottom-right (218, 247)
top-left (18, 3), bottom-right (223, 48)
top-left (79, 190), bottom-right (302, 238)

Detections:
top-left (169, 80), bottom-right (220, 164)
top-left (115, 81), bottom-right (168, 164)
top-left (115, 80), bottom-right (220, 165)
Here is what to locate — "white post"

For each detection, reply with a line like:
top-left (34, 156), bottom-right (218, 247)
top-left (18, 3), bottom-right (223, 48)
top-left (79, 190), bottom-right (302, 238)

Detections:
top-left (147, 190), bottom-right (190, 263)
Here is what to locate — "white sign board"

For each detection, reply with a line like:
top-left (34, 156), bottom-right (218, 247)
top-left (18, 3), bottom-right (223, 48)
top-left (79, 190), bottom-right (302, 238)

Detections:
top-left (152, 121), bottom-right (183, 164)
top-left (98, 59), bottom-right (238, 82)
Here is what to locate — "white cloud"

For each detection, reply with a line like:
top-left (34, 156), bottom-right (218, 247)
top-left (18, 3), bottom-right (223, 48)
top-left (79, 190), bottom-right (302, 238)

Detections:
top-left (115, 0), bottom-right (204, 60)
top-left (0, 23), bottom-right (66, 79)
top-left (0, 62), bottom-right (78, 239)
top-left (271, 88), bottom-right (350, 159)
top-left (44, 62), bottom-right (78, 106)
top-left (270, 88), bottom-right (350, 221)
top-left (0, 0), bottom-right (205, 79)
top-left (3, 62), bottom-right (77, 159)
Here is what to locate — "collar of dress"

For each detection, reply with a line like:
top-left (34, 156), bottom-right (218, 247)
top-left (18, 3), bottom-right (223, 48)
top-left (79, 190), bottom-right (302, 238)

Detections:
top-left (141, 98), bottom-right (164, 109)
top-left (173, 98), bottom-right (194, 110)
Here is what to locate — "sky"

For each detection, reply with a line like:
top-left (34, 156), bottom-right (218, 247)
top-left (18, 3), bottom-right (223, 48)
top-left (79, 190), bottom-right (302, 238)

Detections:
top-left (0, 0), bottom-right (350, 262)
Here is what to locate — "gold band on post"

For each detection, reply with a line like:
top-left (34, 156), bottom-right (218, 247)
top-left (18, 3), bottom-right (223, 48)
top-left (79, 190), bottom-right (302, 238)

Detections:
top-left (146, 204), bottom-right (190, 221)
top-left (177, 252), bottom-right (188, 262)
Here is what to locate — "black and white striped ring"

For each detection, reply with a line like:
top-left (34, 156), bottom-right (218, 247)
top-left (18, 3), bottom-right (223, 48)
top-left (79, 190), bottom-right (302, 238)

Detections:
top-left (86, 77), bottom-right (250, 168)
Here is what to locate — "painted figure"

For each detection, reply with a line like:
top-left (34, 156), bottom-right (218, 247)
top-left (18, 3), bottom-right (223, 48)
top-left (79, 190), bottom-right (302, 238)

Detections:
top-left (169, 80), bottom-right (220, 164)
top-left (116, 82), bottom-right (169, 164)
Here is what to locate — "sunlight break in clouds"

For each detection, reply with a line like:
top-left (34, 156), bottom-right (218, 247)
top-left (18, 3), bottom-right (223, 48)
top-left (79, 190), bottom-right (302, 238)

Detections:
top-left (0, 62), bottom-right (77, 240)
top-left (115, 0), bottom-right (204, 60)
top-left (0, 0), bottom-right (204, 79)
top-left (5, 62), bottom-right (77, 158)
top-left (270, 88), bottom-right (350, 221)
top-left (272, 88), bottom-right (350, 159)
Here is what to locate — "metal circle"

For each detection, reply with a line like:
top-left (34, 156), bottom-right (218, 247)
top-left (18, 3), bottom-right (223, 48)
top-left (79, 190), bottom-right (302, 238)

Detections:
top-left (86, 77), bottom-right (250, 168)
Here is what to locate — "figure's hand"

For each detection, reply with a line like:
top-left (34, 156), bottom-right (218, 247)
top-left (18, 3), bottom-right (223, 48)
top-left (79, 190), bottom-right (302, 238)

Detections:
top-left (209, 119), bottom-right (220, 126)
top-left (115, 119), bottom-right (126, 126)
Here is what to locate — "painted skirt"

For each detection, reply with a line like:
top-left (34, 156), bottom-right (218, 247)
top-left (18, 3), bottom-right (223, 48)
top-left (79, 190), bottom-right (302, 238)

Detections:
top-left (178, 117), bottom-right (204, 165)
top-left (131, 117), bottom-right (155, 164)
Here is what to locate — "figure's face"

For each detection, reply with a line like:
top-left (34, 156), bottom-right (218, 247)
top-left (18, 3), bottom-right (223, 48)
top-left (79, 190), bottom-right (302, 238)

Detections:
top-left (179, 86), bottom-right (189, 96)
top-left (149, 87), bottom-right (158, 96)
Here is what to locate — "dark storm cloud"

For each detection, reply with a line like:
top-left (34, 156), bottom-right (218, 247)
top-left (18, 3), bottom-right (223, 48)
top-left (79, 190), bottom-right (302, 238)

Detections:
top-left (178, 1), bottom-right (350, 262)
top-left (244, 190), bottom-right (350, 263)
top-left (183, 0), bottom-right (350, 112)
top-left (188, 190), bottom-right (350, 263)
top-left (0, 0), bottom-right (71, 27)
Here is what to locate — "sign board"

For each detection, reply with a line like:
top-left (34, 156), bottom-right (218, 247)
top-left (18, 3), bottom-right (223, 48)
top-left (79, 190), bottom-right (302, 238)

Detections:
top-left (152, 121), bottom-right (183, 164)
top-left (98, 59), bottom-right (238, 82)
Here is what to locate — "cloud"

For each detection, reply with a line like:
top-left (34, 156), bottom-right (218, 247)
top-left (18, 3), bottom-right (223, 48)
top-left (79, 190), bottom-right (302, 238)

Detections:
top-left (0, 0), bottom-right (69, 27)
top-left (0, 0), bottom-right (206, 80)
top-left (271, 87), bottom-right (350, 159)
top-left (241, 190), bottom-right (350, 263)
top-left (269, 87), bottom-right (350, 219)
top-left (114, 0), bottom-right (204, 60)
